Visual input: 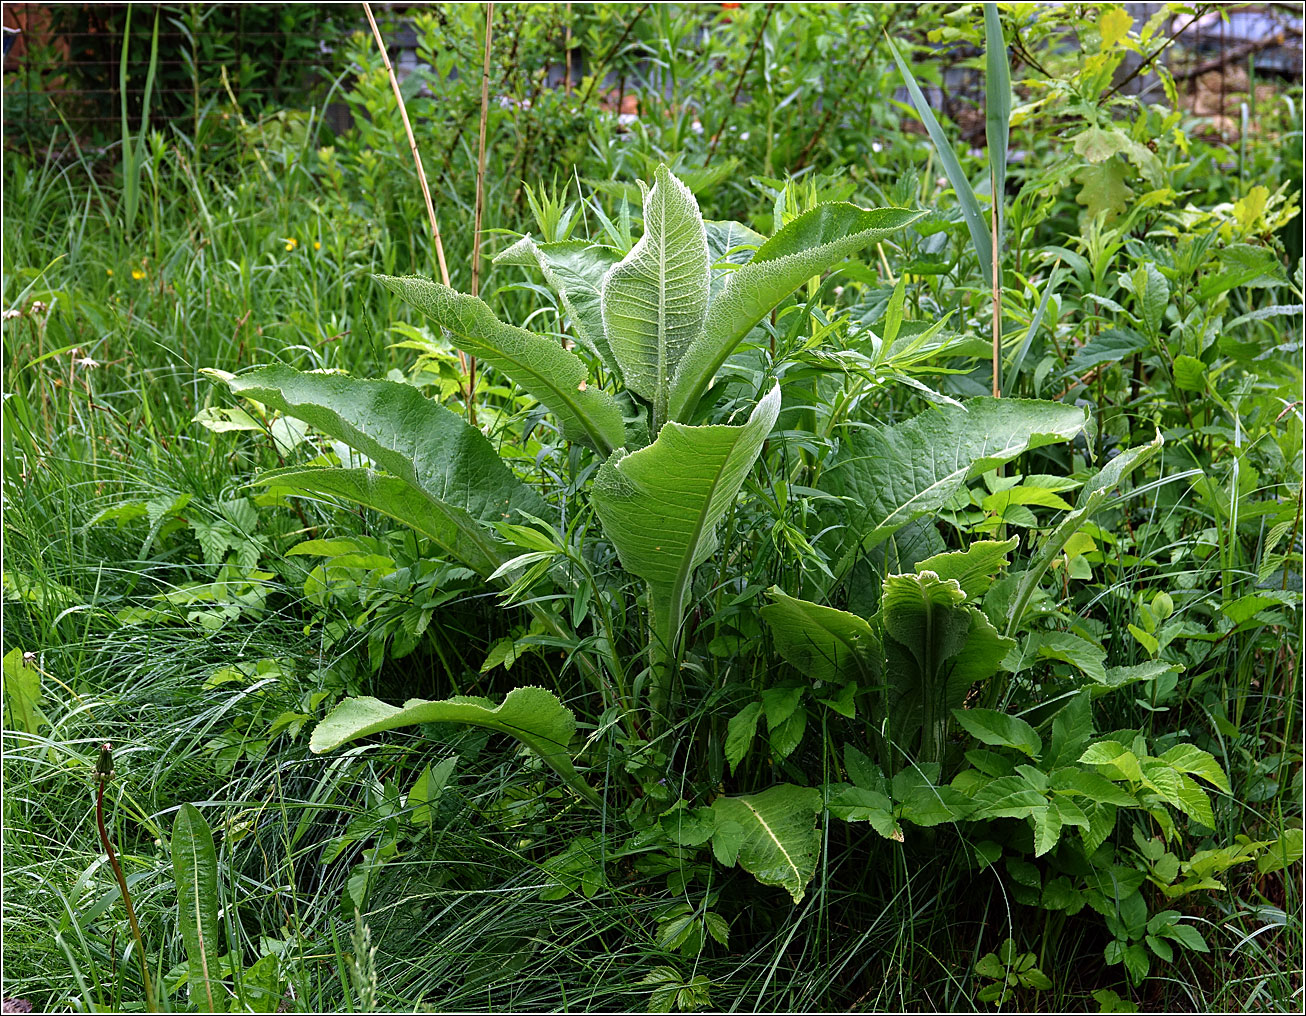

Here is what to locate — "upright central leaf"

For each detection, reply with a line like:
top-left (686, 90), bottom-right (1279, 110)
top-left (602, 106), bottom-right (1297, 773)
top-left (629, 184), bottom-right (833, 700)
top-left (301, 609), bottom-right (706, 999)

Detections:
top-left (591, 386), bottom-right (781, 714)
top-left (600, 165), bottom-right (709, 427)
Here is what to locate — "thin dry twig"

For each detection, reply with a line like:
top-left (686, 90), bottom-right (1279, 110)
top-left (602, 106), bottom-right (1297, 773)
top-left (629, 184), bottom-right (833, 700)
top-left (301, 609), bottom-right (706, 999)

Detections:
top-left (362, 2), bottom-right (452, 290)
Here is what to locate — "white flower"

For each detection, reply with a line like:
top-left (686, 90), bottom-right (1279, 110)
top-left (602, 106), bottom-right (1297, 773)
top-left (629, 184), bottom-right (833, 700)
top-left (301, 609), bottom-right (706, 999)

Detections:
top-left (75, 356), bottom-right (101, 370)
top-left (1, 308), bottom-right (20, 320)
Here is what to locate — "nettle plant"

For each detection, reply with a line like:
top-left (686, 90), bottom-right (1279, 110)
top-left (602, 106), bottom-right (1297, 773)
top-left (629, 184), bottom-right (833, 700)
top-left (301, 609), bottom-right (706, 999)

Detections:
top-left (211, 168), bottom-right (1234, 936)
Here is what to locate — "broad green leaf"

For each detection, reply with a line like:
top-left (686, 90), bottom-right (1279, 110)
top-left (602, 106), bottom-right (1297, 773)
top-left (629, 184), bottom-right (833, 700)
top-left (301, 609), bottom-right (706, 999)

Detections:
top-left (968, 774), bottom-right (1047, 819)
top-left (1256, 829), bottom-right (1304, 875)
top-left (310, 686), bottom-right (601, 807)
top-left (953, 707), bottom-right (1041, 757)
top-left (916, 538), bottom-right (1018, 599)
top-left (1079, 741), bottom-right (1143, 782)
top-left (669, 203), bottom-right (925, 421)
top-left (725, 701), bottom-right (764, 775)
top-left (825, 398), bottom-right (1088, 574)
top-left (172, 803), bottom-right (222, 1014)
top-left (219, 366), bottom-right (545, 575)
top-left (493, 235), bottom-right (621, 370)
top-left (886, 33), bottom-right (991, 275)
top-left (2, 648), bottom-right (46, 735)
top-left (591, 386), bottom-right (781, 709)
top-left (1032, 805), bottom-right (1062, 857)
top-left (1046, 692), bottom-right (1093, 767)
top-left (1004, 432), bottom-right (1164, 634)
top-left (1158, 745), bottom-right (1230, 792)
top-left (760, 587), bottom-right (880, 685)
top-left (407, 756), bottom-right (457, 826)
top-left (1050, 768), bottom-right (1138, 806)
top-left (600, 165), bottom-right (709, 424)
top-left (881, 571), bottom-right (1015, 763)
top-left (826, 784), bottom-right (902, 841)
top-left (254, 466), bottom-right (507, 577)
top-left (709, 785), bottom-right (821, 904)
top-left (1032, 630), bottom-right (1108, 684)
top-left (373, 275), bottom-right (625, 454)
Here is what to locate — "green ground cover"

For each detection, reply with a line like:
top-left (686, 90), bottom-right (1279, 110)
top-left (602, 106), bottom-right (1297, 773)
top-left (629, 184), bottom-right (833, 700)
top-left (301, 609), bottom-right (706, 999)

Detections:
top-left (2, 4), bottom-right (1302, 1012)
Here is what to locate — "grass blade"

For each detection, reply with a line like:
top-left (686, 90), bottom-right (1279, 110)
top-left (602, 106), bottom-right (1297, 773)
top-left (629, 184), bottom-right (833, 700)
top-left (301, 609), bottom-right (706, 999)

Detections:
top-left (884, 32), bottom-right (991, 275)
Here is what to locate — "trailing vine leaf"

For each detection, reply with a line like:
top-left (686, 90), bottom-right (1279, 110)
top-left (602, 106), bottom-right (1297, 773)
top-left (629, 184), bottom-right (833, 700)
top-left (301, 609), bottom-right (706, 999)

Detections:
top-left (310, 686), bottom-right (601, 807)
top-left (709, 785), bottom-right (822, 904)
top-left (217, 366), bottom-right (545, 576)
top-left (760, 587), bottom-right (880, 685)
top-left (669, 203), bottom-right (925, 421)
top-left (600, 164), bottom-right (710, 426)
top-left (824, 398), bottom-right (1087, 578)
top-left (494, 235), bottom-right (622, 370)
top-left (171, 804), bottom-right (222, 1014)
top-left (590, 386), bottom-right (781, 714)
top-left (373, 275), bottom-right (626, 454)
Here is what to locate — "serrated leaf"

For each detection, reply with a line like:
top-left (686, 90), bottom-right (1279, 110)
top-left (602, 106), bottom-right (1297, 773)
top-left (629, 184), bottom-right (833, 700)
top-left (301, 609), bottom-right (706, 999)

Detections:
top-left (826, 784), bottom-right (903, 841)
top-left (310, 686), bottom-right (599, 806)
top-left (916, 538), bottom-right (1018, 599)
top-left (1157, 744), bottom-right (1230, 792)
top-left (953, 707), bottom-right (1042, 756)
top-left (725, 701), bottom-right (763, 775)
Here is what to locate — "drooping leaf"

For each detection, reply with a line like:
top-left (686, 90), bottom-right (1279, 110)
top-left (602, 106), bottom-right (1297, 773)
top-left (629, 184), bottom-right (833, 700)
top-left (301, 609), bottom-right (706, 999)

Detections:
top-left (881, 571), bottom-right (1016, 764)
top-left (600, 165), bottom-right (710, 424)
top-left (310, 686), bottom-right (601, 806)
top-left (253, 466), bottom-right (508, 577)
top-left (373, 275), bottom-right (626, 454)
top-left (218, 366), bottom-right (545, 575)
top-left (590, 386), bottom-right (781, 710)
top-left (669, 203), bottom-right (925, 421)
top-left (709, 785), bottom-right (822, 903)
top-left (760, 587), bottom-right (880, 685)
top-left (172, 803), bottom-right (222, 1014)
top-left (725, 701), bottom-right (764, 775)
top-left (826, 784), bottom-right (903, 841)
top-left (493, 235), bottom-right (622, 370)
top-left (824, 398), bottom-right (1088, 575)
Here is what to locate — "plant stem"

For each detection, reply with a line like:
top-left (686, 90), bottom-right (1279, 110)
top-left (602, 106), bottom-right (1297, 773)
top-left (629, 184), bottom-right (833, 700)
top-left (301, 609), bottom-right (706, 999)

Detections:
top-left (705, 4), bottom-right (774, 166)
top-left (95, 755), bottom-right (158, 1013)
top-left (468, 2), bottom-right (496, 429)
top-left (362, 1), bottom-right (469, 405)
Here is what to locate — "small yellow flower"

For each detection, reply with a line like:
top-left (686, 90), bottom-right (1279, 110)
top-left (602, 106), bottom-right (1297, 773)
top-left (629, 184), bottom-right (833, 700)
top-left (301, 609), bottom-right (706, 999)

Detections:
top-left (131, 269), bottom-right (146, 280)
top-left (105, 268), bottom-right (114, 277)
top-left (284, 238), bottom-right (298, 252)
top-left (313, 241), bottom-right (321, 251)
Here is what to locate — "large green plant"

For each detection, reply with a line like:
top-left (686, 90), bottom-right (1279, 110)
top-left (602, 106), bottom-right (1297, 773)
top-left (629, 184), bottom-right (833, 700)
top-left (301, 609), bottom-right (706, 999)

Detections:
top-left (211, 167), bottom-right (1193, 907)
